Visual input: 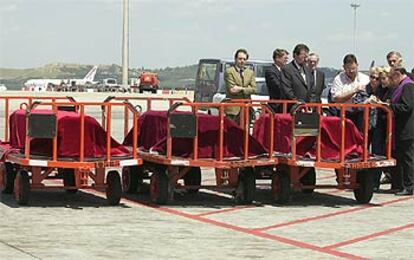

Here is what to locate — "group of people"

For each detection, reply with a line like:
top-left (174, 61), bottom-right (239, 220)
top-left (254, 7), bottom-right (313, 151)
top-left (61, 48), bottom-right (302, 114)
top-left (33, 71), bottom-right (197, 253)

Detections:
top-left (224, 45), bottom-right (414, 196)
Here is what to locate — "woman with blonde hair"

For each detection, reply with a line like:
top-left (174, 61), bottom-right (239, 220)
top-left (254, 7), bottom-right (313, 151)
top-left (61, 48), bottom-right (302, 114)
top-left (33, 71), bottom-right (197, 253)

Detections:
top-left (372, 67), bottom-right (396, 190)
top-left (362, 66), bottom-right (389, 190)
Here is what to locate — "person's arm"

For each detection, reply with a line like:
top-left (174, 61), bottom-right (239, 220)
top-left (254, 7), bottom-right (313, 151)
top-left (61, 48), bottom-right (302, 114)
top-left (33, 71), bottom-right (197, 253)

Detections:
top-left (390, 84), bottom-right (414, 115)
top-left (265, 69), bottom-right (281, 98)
top-left (242, 71), bottom-right (256, 95)
top-left (281, 68), bottom-right (297, 100)
top-left (225, 69), bottom-right (240, 95)
top-left (331, 76), bottom-right (364, 103)
top-left (321, 72), bottom-right (327, 90)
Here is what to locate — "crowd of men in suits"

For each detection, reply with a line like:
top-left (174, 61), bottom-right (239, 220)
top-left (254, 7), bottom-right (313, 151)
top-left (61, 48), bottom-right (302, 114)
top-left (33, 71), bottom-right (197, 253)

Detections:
top-left (224, 45), bottom-right (414, 196)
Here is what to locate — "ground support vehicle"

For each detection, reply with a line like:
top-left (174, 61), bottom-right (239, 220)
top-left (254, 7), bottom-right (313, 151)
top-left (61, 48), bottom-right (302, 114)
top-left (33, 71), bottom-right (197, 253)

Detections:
top-left (137, 72), bottom-right (159, 94)
top-left (0, 96), bottom-right (141, 205)
top-left (194, 58), bottom-right (272, 103)
top-left (107, 98), bottom-right (278, 205)
top-left (247, 100), bottom-right (396, 204)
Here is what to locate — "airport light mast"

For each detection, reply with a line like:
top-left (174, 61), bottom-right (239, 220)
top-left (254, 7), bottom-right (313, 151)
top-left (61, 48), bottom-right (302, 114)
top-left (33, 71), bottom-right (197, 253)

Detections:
top-left (350, 2), bottom-right (360, 55)
top-left (122, 0), bottom-right (129, 89)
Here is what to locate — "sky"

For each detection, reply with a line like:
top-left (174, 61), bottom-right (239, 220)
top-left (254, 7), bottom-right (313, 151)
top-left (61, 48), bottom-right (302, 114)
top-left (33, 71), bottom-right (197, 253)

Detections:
top-left (0, 0), bottom-right (413, 70)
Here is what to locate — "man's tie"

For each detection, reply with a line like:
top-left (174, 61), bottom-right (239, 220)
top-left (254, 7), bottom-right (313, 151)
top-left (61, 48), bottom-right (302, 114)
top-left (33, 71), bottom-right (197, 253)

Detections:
top-left (239, 69), bottom-right (244, 86)
top-left (300, 66), bottom-right (307, 84)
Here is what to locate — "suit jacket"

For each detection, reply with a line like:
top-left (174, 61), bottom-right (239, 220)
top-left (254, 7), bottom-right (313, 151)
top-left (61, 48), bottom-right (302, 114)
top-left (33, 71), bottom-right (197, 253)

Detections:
top-left (391, 82), bottom-right (414, 141)
top-left (312, 69), bottom-right (326, 103)
top-left (265, 64), bottom-right (284, 112)
top-left (281, 61), bottom-right (315, 103)
top-left (225, 66), bottom-right (256, 115)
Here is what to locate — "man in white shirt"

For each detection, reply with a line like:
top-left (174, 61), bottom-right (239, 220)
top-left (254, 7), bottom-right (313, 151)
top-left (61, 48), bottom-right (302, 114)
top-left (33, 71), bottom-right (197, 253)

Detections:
top-left (330, 54), bottom-right (369, 130)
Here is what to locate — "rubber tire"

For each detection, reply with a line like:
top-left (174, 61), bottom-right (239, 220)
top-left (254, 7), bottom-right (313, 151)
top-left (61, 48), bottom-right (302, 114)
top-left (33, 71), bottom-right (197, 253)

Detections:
top-left (61, 169), bottom-right (78, 194)
top-left (301, 168), bottom-right (316, 194)
top-left (354, 170), bottom-right (374, 204)
top-left (106, 171), bottom-right (122, 205)
top-left (272, 170), bottom-right (291, 204)
top-left (236, 168), bottom-right (256, 204)
top-left (1, 162), bottom-right (16, 194)
top-left (150, 168), bottom-right (170, 205)
top-left (14, 169), bottom-right (30, 205)
top-left (122, 166), bottom-right (143, 194)
top-left (184, 167), bottom-right (201, 194)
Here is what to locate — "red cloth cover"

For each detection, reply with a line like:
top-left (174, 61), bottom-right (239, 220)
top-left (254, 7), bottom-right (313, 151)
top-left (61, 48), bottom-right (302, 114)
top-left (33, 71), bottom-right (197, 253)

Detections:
top-left (253, 113), bottom-right (364, 160)
top-left (123, 111), bottom-right (267, 158)
top-left (9, 109), bottom-right (130, 157)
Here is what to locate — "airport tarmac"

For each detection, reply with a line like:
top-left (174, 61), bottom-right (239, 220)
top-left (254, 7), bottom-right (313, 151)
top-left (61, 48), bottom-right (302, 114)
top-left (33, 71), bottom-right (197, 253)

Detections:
top-left (0, 91), bottom-right (413, 259)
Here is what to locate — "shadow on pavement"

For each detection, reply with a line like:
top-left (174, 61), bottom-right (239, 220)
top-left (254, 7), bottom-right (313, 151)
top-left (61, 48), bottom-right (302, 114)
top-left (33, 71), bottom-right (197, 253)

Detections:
top-left (0, 189), bottom-right (131, 209)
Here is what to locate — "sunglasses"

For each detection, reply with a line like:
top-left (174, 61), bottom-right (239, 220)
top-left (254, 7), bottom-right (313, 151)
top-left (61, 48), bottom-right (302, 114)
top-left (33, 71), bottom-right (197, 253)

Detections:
top-left (370, 75), bottom-right (379, 80)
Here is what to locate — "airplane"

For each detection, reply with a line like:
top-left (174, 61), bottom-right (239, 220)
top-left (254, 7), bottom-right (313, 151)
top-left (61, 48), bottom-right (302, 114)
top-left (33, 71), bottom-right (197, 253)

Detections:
top-left (24, 66), bottom-right (99, 91)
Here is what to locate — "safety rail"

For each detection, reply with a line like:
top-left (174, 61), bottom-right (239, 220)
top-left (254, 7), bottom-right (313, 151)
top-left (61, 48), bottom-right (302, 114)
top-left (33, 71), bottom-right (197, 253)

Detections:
top-left (0, 96), bottom-right (76, 142)
top-left (101, 96), bottom-right (191, 138)
top-left (290, 102), bottom-right (394, 166)
top-left (22, 100), bottom-right (140, 163)
top-left (222, 98), bottom-right (395, 168)
top-left (165, 102), bottom-right (274, 162)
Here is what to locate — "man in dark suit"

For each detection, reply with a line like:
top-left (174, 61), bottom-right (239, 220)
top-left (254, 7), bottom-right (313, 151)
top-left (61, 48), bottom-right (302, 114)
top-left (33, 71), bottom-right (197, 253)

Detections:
top-left (281, 44), bottom-right (315, 108)
top-left (307, 53), bottom-right (326, 103)
top-left (265, 48), bottom-right (289, 112)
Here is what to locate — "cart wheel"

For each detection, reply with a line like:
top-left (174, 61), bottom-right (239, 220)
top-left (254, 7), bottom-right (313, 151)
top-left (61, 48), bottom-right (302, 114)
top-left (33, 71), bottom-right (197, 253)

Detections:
top-left (14, 169), bottom-right (30, 205)
top-left (184, 167), bottom-right (201, 194)
top-left (354, 170), bottom-right (374, 204)
top-left (150, 168), bottom-right (170, 205)
top-left (235, 168), bottom-right (256, 204)
top-left (122, 166), bottom-right (143, 194)
top-left (271, 170), bottom-right (291, 204)
top-left (61, 169), bottom-right (78, 194)
top-left (1, 162), bottom-right (16, 194)
top-left (106, 171), bottom-right (122, 205)
top-left (301, 168), bottom-right (316, 194)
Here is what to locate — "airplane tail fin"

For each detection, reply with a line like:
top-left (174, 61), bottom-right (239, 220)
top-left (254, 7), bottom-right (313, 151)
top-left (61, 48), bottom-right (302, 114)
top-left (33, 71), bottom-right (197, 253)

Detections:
top-left (83, 66), bottom-right (98, 82)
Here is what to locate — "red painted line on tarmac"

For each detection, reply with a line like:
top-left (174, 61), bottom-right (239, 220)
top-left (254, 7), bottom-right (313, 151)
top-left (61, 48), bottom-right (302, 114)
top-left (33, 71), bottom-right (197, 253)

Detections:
top-left (85, 189), bottom-right (365, 259)
top-left (195, 205), bottom-right (254, 217)
top-left (253, 196), bottom-right (413, 232)
top-left (323, 223), bottom-right (414, 250)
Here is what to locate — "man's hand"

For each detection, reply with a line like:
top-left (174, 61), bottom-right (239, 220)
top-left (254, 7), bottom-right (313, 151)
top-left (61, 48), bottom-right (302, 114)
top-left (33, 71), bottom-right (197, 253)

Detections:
top-left (230, 86), bottom-right (243, 94)
top-left (354, 83), bottom-right (366, 93)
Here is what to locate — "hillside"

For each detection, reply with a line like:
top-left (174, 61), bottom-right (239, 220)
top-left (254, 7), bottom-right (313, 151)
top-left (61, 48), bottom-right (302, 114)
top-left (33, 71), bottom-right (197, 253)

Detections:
top-left (0, 63), bottom-right (198, 90)
top-left (0, 63), bottom-right (337, 90)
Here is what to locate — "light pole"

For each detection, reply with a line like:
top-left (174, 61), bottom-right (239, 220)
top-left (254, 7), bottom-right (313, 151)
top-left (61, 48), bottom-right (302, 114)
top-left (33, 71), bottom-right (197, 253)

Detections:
top-left (350, 3), bottom-right (360, 55)
top-left (122, 0), bottom-right (129, 89)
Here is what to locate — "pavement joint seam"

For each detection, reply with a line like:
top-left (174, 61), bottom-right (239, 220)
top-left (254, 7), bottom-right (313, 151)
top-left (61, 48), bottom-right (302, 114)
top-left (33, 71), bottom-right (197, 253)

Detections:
top-left (0, 240), bottom-right (42, 260)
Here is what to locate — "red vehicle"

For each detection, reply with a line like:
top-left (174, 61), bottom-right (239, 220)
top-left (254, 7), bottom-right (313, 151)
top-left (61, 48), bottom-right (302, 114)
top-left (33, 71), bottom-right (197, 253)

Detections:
top-left (138, 72), bottom-right (159, 94)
